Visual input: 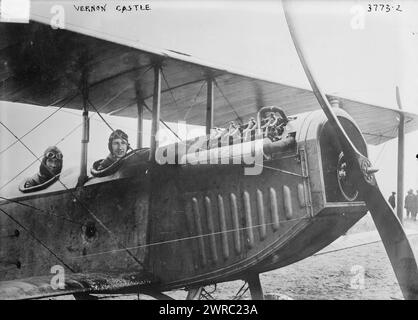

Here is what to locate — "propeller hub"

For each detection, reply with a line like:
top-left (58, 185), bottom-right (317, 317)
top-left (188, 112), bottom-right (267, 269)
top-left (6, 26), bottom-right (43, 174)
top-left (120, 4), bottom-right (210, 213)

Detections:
top-left (360, 158), bottom-right (377, 186)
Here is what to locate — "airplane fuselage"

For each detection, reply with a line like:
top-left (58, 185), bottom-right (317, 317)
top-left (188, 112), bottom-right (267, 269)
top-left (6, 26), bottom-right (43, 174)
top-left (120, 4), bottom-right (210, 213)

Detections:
top-left (0, 108), bottom-right (368, 292)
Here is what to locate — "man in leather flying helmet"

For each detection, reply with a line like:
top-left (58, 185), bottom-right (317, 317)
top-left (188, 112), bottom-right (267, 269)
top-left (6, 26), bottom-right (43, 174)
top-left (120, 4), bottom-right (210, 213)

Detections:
top-left (97, 129), bottom-right (130, 170)
top-left (24, 146), bottom-right (63, 188)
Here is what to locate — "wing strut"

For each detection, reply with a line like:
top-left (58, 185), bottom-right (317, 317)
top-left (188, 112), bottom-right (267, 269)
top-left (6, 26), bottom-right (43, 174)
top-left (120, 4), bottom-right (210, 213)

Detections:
top-left (150, 61), bottom-right (162, 161)
top-left (396, 86), bottom-right (405, 224)
top-left (135, 80), bottom-right (145, 149)
top-left (78, 57), bottom-right (90, 186)
top-left (206, 77), bottom-right (214, 136)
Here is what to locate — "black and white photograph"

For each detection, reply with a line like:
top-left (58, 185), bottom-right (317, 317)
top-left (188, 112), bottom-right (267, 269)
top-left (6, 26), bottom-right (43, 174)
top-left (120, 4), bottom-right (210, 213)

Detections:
top-left (0, 0), bottom-right (418, 306)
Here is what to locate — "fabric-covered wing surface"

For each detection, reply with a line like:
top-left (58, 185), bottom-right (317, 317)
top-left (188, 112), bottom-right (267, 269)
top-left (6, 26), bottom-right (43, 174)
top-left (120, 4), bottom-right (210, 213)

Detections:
top-left (0, 272), bottom-right (154, 300)
top-left (0, 22), bottom-right (417, 145)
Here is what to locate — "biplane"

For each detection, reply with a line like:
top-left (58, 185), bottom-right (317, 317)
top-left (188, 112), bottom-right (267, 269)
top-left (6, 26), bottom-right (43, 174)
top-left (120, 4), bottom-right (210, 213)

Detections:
top-left (1, 0), bottom-right (418, 300)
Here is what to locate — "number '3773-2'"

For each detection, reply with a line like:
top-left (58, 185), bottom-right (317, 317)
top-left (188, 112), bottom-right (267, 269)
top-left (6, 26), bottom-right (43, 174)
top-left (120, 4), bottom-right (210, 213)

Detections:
top-left (367, 4), bottom-right (402, 12)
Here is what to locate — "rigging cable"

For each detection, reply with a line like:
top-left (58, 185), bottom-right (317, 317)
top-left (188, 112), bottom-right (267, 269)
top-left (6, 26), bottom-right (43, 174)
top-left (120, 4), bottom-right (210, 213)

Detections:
top-left (313, 233), bottom-right (418, 257)
top-left (0, 214), bottom-right (313, 274)
top-left (161, 69), bottom-right (180, 110)
top-left (62, 216), bottom-right (312, 261)
top-left (0, 95), bottom-right (77, 157)
top-left (183, 81), bottom-right (206, 121)
top-left (374, 125), bottom-right (398, 167)
top-left (59, 108), bottom-right (135, 134)
top-left (0, 120), bottom-right (145, 269)
top-left (0, 206), bottom-right (75, 273)
top-left (0, 124), bottom-right (81, 192)
top-left (142, 100), bottom-right (181, 140)
top-left (0, 196), bottom-right (84, 226)
top-left (0, 65), bottom-right (154, 191)
top-left (87, 98), bottom-right (114, 133)
top-left (213, 78), bottom-right (243, 125)
top-left (0, 141), bottom-right (312, 271)
top-left (233, 281), bottom-right (249, 300)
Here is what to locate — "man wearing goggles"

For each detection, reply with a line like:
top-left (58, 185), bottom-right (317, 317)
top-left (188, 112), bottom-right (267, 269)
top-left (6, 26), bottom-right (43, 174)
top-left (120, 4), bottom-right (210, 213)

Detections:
top-left (45, 151), bottom-right (63, 160)
top-left (23, 146), bottom-right (63, 189)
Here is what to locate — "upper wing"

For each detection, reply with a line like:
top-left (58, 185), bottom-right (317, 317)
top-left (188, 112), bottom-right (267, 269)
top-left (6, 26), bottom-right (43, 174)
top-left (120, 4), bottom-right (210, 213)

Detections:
top-left (0, 4), bottom-right (416, 145)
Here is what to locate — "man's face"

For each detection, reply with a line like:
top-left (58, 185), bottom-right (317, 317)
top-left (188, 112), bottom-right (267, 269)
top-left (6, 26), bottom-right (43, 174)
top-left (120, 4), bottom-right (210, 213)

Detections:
top-left (46, 158), bottom-right (61, 175)
top-left (111, 138), bottom-right (128, 159)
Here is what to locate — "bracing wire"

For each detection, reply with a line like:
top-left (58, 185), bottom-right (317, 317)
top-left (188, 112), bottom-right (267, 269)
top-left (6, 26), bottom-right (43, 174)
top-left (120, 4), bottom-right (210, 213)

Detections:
top-left (87, 98), bottom-right (114, 133)
top-left (142, 100), bottom-right (181, 140)
top-left (0, 117), bottom-right (145, 270)
top-left (0, 215), bottom-right (312, 274)
top-left (61, 216), bottom-right (311, 261)
top-left (213, 78), bottom-right (243, 124)
top-left (233, 281), bottom-right (249, 300)
top-left (0, 196), bottom-right (84, 226)
top-left (374, 126), bottom-right (398, 167)
top-left (0, 65), bottom-right (153, 190)
top-left (161, 69), bottom-right (180, 110)
top-left (0, 132), bottom-right (308, 273)
top-left (0, 206), bottom-right (76, 273)
top-left (0, 96), bottom-right (77, 156)
top-left (0, 121), bottom-right (82, 192)
top-left (183, 81), bottom-right (206, 121)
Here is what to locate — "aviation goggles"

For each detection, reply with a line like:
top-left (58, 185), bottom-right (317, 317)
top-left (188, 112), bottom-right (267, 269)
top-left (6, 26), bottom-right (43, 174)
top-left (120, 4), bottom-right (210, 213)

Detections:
top-left (45, 152), bottom-right (63, 160)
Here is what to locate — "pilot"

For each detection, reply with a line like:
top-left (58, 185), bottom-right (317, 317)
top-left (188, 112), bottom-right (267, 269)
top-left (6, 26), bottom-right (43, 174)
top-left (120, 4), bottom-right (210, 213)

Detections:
top-left (24, 146), bottom-right (63, 188)
top-left (97, 129), bottom-right (130, 170)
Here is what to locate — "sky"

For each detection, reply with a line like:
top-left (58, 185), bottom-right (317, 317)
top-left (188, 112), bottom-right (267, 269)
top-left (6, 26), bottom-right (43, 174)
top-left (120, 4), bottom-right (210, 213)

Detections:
top-left (0, 0), bottom-right (417, 199)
